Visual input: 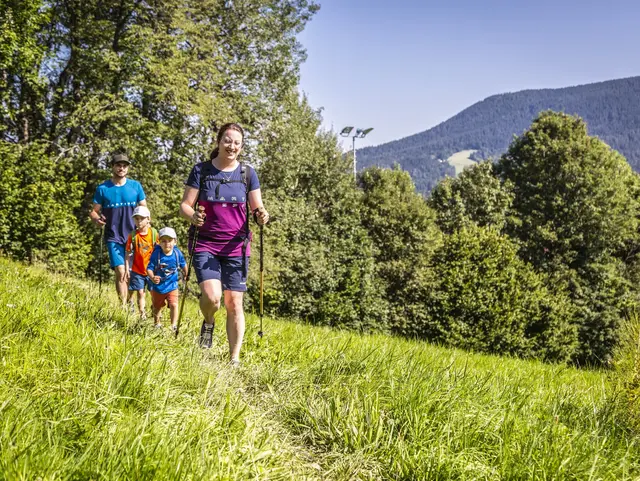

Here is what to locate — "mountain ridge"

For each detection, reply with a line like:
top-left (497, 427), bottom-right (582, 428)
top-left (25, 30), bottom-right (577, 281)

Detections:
top-left (357, 75), bottom-right (640, 192)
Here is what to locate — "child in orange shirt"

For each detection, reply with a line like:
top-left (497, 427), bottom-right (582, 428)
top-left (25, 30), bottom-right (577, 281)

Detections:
top-left (125, 206), bottom-right (158, 318)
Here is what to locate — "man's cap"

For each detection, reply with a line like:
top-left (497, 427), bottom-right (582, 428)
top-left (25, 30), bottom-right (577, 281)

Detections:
top-left (132, 206), bottom-right (151, 219)
top-left (111, 153), bottom-right (131, 165)
top-left (158, 227), bottom-right (177, 240)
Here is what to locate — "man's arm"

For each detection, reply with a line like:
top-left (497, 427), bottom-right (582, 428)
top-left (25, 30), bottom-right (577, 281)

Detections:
top-left (90, 203), bottom-right (106, 227)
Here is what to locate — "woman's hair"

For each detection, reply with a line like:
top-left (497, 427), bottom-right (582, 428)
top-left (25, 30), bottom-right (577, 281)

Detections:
top-left (209, 122), bottom-right (245, 160)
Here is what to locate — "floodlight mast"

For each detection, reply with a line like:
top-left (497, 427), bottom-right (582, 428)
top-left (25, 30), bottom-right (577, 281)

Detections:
top-left (340, 126), bottom-right (374, 181)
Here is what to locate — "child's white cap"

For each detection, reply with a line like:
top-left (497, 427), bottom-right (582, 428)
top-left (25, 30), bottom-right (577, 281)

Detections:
top-left (158, 227), bottom-right (177, 240)
top-left (132, 206), bottom-right (151, 218)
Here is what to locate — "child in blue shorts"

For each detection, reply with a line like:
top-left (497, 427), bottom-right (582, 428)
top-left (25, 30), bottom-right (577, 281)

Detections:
top-left (125, 206), bottom-right (158, 318)
top-left (147, 227), bottom-right (187, 331)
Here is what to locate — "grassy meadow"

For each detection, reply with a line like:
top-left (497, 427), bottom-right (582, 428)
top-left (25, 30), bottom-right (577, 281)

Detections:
top-left (1, 257), bottom-right (639, 480)
top-left (446, 149), bottom-right (477, 176)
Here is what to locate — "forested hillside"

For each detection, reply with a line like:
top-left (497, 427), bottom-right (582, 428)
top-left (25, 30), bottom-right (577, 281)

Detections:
top-left (357, 76), bottom-right (640, 192)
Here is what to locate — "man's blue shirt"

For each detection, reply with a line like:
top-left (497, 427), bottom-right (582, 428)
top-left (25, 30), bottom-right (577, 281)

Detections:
top-left (93, 179), bottom-right (145, 244)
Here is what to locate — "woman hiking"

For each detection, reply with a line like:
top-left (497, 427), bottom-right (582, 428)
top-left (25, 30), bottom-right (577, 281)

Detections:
top-left (180, 123), bottom-right (269, 367)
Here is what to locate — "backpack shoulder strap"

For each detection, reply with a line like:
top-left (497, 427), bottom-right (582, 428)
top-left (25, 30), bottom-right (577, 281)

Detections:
top-left (240, 163), bottom-right (252, 278)
top-left (241, 163), bottom-right (248, 190)
top-left (151, 228), bottom-right (158, 245)
top-left (128, 231), bottom-right (139, 255)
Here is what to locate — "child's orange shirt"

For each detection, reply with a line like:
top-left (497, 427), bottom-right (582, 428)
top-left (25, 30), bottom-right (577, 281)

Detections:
top-left (126, 229), bottom-right (157, 275)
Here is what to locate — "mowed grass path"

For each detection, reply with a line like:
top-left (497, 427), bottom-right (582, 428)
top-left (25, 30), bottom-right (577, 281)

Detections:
top-left (1, 257), bottom-right (639, 480)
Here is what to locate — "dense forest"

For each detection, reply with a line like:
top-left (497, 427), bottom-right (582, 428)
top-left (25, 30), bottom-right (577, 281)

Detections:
top-left (357, 76), bottom-right (640, 192)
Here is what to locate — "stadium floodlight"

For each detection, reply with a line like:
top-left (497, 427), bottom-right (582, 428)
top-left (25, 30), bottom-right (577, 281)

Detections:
top-left (359, 127), bottom-right (374, 138)
top-left (340, 126), bottom-right (354, 137)
top-left (341, 126), bottom-right (375, 181)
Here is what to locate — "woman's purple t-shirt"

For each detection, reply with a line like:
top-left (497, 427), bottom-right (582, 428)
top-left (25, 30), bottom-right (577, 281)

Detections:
top-left (185, 162), bottom-right (259, 257)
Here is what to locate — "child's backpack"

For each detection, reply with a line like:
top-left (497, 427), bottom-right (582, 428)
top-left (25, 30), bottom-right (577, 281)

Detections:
top-left (151, 246), bottom-right (182, 279)
top-left (128, 227), bottom-right (159, 256)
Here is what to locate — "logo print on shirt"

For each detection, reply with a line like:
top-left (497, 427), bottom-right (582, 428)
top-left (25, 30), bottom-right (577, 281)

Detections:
top-left (220, 197), bottom-right (226, 201)
top-left (231, 196), bottom-right (237, 201)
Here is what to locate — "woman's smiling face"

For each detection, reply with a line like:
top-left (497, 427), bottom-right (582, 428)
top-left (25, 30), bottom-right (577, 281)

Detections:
top-left (219, 129), bottom-right (243, 162)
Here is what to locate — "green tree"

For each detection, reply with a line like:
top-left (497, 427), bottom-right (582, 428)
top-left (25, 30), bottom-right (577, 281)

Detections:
top-left (0, 141), bottom-right (89, 272)
top-left (496, 111), bottom-right (640, 364)
top-left (428, 160), bottom-right (513, 235)
top-left (0, 0), bottom-right (49, 142)
top-left (0, 0), bottom-right (319, 274)
top-left (251, 94), bottom-right (386, 330)
top-left (358, 165), bottom-right (442, 334)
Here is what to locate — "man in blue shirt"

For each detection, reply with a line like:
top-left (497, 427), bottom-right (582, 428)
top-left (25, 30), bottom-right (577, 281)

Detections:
top-left (90, 153), bottom-right (147, 306)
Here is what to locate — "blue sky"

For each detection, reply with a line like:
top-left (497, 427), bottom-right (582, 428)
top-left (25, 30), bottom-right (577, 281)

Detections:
top-left (297, 0), bottom-right (640, 149)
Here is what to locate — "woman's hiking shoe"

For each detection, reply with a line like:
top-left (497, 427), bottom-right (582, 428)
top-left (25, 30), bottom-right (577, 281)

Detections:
top-left (230, 359), bottom-right (241, 369)
top-left (199, 321), bottom-right (214, 348)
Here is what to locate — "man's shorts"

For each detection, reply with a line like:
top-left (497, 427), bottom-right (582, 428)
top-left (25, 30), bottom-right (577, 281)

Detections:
top-left (193, 253), bottom-right (248, 292)
top-left (129, 271), bottom-right (149, 291)
top-left (106, 242), bottom-right (126, 269)
top-left (151, 289), bottom-right (179, 310)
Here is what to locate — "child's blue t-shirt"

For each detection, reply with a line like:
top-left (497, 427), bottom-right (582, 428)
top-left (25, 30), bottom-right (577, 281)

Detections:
top-left (146, 245), bottom-right (186, 294)
top-left (93, 178), bottom-right (146, 244)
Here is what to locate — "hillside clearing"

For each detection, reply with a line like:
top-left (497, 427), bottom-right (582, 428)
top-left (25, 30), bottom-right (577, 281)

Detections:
top-left (447, 149), bottom-right (477, 176)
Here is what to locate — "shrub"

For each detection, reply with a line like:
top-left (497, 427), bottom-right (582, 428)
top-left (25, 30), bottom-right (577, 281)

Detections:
top-left (425, 225), bottom-right (577, 362)
top-left (0, 141), bottom-right (90, 273)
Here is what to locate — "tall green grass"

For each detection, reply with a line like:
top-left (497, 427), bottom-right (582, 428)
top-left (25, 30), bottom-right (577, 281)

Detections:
top-left (2, 257), bottom-right (639, 480)
top-left (614, 313), bottom-right (640, 432)
top-left (0, 259), bottom-right (318, 480)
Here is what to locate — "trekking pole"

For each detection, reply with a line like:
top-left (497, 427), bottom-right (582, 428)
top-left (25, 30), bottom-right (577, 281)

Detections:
top-left (258, 223), bottom-right (264, 338)
top-left (176, 205), bottom-right (204, 339)
top-left (99, 225), bottom-right (104, 293)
